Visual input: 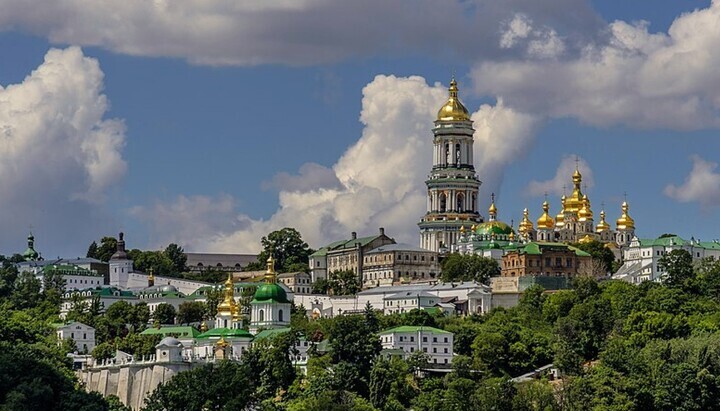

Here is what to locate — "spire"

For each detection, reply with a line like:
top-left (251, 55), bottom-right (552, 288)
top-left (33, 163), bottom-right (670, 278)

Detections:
top-left (265, 255), bottom-right (277, 284)
top-left (518, 207), bottom-right (534, 234)
top-left (596, 208), bottom-right (611, 233)
top-left (488, 193), bottom-right (497, 221)
top-left (22, 231), bottom-right (40, 262)
top-left (216, 273), bottom-right (238, 317)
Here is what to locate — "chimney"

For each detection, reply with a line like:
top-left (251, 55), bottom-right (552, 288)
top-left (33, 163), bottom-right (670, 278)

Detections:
top-left (379, 227), bottom-right (385, 236)
top-left (351, 232), bottom-right (357, 240)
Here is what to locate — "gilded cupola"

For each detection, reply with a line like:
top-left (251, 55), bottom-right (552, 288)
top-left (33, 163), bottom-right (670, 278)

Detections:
top-left (216, 273), bottom-right (238, 316)
top-left (578, 194), bottom-right (594, 222)
top-left (437, 77), bottom-right (470, 122)
top-left (518, 208), bottom-right (534, 234)
top-left (616, 201), bottom-right (635, 230)
top-left (565, 168), bottom-right (585, 213)
top-left (596, 210), bottom-right (611, 232)
top-left (488, 193), bottom-right (497, 221)
top-left (536, 200), bottom-right (555, 230)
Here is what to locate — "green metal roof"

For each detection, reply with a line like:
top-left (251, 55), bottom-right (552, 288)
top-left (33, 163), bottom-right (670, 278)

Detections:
top-left (309, 247), bottom-right (329, 257)
top-left (196, 327), bottom-right (253, 340)
top-left (638, 236), bottom-right (687, 247)
top-left (140, 326), bottom-right (201, 338)
top-left (379, 326), bottom-right (451, 335)
top-left (252, 282), bottom-right (290, 304)
top-left (509, 242), bottom-right (591, 257)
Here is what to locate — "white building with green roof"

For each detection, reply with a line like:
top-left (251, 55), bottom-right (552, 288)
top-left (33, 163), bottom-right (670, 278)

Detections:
top-left (614, 235), bottom-right (720, 283)
top-left (250, 257), bottom-right (292, 334)
top-left (379, 326), bottom-right (454, 365)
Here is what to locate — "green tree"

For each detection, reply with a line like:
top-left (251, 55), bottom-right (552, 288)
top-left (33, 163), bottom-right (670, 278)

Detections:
top-left (133, 251), bottom-right (174, 277)
top-left (95, 236), bottom-right (118, 262)
top-left (11, 271), bottom-right (42, 309)
top-left (163, 243), bottom-right (187, 274)
top-left (328, 270), bottom-right (361, 295)
top-left (177, 301), bottom-right (205, 325)
top-left (312, 278), bottom-right (331, 294)
top-left (86, 241), bottom-right (99, 259)
top-left (440, 253), bottom-right (499, 283)
top-left (153, 303), bottom-right (176, 325)
top-left (143, 361), bottom-right (254, 411)
top-left (659, 249), bottom-right (694, 288)
top-left (328, 314), bottom-right (382, 397)
top-left (572, 239), bottom-right (616, 274)
top-left (251, 228), bottom-right (314, 273)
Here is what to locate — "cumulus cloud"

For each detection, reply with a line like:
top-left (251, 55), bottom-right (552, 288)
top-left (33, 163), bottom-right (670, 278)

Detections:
top-left (263, 163), bottom-right (342, 192)
top-left (526, 155), bottom-right (594, 197)
top-left (472, 1), bottom-right (720, 129)
top-left (0, 47), bottom-right (126, 255)
top-left (0, 0), bottom-right (603, 66)
top-left (133, 75), bottom-right (538, 252)
top-left (499, 13), bottom-right (566, 59)
top-left (664, 155), bottom-right (720, 208)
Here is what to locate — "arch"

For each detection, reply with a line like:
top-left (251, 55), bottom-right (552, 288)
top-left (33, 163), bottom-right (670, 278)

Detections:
top-left (439, 193), bottom-right (447, 212)
top-left (456, 193), bottom-right (464, 212)
top-left (216, 263), bottom-right (223, 268)
top-left (259, 309), bottom-right (264, 322)
top-left (278, 309), bottom-right (284, 322)
top-left (197, 262), bottom-right (203, 267)
top-left (455, 143), bottom-right (461, 164)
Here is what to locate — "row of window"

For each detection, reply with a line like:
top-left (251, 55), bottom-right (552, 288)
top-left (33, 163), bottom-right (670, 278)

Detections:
top-left (386, 335), bottom-right (449, 344)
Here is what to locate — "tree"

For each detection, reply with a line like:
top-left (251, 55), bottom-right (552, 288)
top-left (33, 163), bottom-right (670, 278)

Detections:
top-left (163, 243), bottom-right (187, 274)
top-left (441, 254), bottom-right (499, 283)
top-left (86, 241), bottom-right (99, 259)
top-left (328, 270), bottom-right (361, 295)
top-left (143, 361), bottom-right (254, 411)
top-left (11, 271), bottom-right (42, 309)
top-left (43, 268), bottom-right (66, 307)
top-left (328, 314), bottom-right (382, 397)
top-left (252, 228), bottom-right (314, 273)
top-left (177, 301), bottom-right (205, 325)
top-left (95, 236), bottom-right (118, 262)
top-left (312, 278), bottom-right (331, 294)
top-left (153, 303), bottom-right (177, 325)
top-left (659, 249), bottom-right (694, 288)
top-left (572, 240), bottom-right (616, 274)
top-left (133, 251), bottom-right (174, 276)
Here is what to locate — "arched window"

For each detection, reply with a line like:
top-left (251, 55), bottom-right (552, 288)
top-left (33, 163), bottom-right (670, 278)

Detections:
top-left (278, 309), bottom-right (284, 322)
top-left (457, 193), bottom-right (464, 212)
top-left (439, 193), bottom-right (447, 212)
top-left (259, 309), bottom-right (264, 322)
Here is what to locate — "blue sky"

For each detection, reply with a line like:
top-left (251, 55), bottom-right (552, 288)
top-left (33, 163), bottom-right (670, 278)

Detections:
top-left (0, 0), bottom-right (719, 257)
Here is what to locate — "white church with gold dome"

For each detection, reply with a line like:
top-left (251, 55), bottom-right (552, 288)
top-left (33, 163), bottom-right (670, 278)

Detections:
top-left (421, 78), bottom-right (638, 257)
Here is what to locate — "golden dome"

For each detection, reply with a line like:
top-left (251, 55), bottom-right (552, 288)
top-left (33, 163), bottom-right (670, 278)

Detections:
top-left (437, 78), bottom-right (470, 122)
top-left (596, 210), bottom-right (611, 232)
top-left (217, 273), bottom-right (238, 316)
top-left (578, 195), bottom-right (594, 222)
top-left (509, 231), bottom-right (516, 241)
top-left (536, 200), bottom-right (555, 230)
top-left (200, 321), bottom-right (208, 332)
top-left (265, 255), bottom-right (277, 284)
top-left (518, 208), bottom-right (534, 234)
top-left (616, 201), bottom-right (635, 230)
top-left (564, 168), bottom-right (585, 213)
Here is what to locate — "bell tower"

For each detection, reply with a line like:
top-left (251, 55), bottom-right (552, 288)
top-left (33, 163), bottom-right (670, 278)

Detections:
top-left (418, 78), bottom-right (482, 252)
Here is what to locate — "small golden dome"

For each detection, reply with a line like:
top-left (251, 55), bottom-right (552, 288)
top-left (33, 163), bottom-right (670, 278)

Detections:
top-left (573, 168), bottom-right (582, 182)
top-left (536, 200), bottom-right (555, 229)
top-left (200, 321), bottom-right (208, 332)
top-left (578, 195), bottom-right (594, 222)
top-left (596, 210), bottom-right (611, 232)
top-left (437, 78), bottom-right (470, 122)
top-left (460, 225), bottom-right (466, 233)
top-left (265, 255), bottom-right (277, 284)
top-left (488, 202), bottom-right (497, 217)
top-left (555, 196), bottom-right (566, 227)
top-left (518, 208), bottom-right (534, 234)
top-left (217, 273), bottom-right (238, 316)
top-left (616, 201), bottom-right (635, 230)
top-left (509, 231), bottom-right (516, 241)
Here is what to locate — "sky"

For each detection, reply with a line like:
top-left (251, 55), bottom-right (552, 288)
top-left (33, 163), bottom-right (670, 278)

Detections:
top-left (1, 0), bottom-right (720, 258)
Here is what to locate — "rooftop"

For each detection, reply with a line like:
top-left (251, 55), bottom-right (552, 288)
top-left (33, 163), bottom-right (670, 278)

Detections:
top-left (379, 325), bottom-right (452, 335)
top-left (366, 243), bottom-right (433, 254)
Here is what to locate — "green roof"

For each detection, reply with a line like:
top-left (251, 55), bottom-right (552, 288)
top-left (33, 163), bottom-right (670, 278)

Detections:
top-left (309, 247), bottom-right (329, 257)
top-left (379, 326), bottom-right (451, 335)
top-left (638, 236), bottom-right (687, 247)
top-left (318, 234), bottom-right (387, 253)
top-left (252, 282), bottom-right (290, 304)
top-left (253, 327), bottom-right (292, 340)
top-left (140, 326), bottom-right (201, 338)
top-left (509, 242), bottom-right (591, 257)
top-left (474, 221), bottom-right (513, 236)
top-left (197, 327), bottom-right (253, 340)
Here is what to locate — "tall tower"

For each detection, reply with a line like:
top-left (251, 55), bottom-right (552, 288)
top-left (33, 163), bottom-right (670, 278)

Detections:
top-left (419, 78), bottom-right (482, 252)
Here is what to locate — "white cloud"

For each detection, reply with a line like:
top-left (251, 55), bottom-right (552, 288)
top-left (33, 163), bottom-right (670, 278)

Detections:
top-left (0, 47), bottom-right (127, 255)
top-left (133, 75), bottom-right (538, 252)
top-left (472, 1), bottom-right (720, 129)
top-left (526, 155), bottom-right (594, 197)
top-left (664, 155), bottom-right (720, 208)
top-left (500, 14), bottom-right (533, 48)
top-left (0, 0), bottom-right (604, 66)
top-left (499, 13), bottom-right (566, 59)
top-left (262, 162), bottom-right (341, 192)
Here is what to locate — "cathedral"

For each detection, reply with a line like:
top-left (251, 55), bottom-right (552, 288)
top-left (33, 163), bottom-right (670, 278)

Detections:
top-left (420, 78), bottom-right (637, 255)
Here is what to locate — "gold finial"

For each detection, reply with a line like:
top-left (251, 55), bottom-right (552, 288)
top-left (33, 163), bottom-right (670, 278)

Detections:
top-left (537, 200), bottom-right (555, 229)
top-left (148, 268), bottom-right (155, 287)
top-left (596, 206), bottom-right (611, 233)
top-left (200, 321), bottom-right (208, 332)
top-left (265, 255), bottom-right (277, 284)
top-left (488, 193), bottom-right (497, 220)
top-left (460, 225), bottom-right (466, 233)
top-left (616, 200), bottom-right (635, 230)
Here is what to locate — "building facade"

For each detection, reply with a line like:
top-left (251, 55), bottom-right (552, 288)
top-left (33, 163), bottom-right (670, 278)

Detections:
top-left (379, 326), bottom-right (454, 365)
top-left (418, 78), bottom-right (483, 252)
top-left (361, 243), bottom-right (440, 289)
top-left (56, 321), bottom-right (96, 354)
top-left (501, 242), bottom-right (593, 278)
top-left (278, 272), bottom-right (312, 294)
top-left (316, 228), bottom-right (396, 283)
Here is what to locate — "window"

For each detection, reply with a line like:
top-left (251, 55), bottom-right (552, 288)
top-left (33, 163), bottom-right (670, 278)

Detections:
top-left (444, 348), bottom-right (448, 353)
top-left (444, 337), bottom-right (448, 343)
top-left (410, 336), bottom-right (414, 342)
top-left (433, 337), bottom-right (437, 343)
top-left (278, 309), bottom-right (284, 322)
top-left (259, 310), bottom-right (264, 322)
top-left (423, 337), bottom-right (427, 342)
